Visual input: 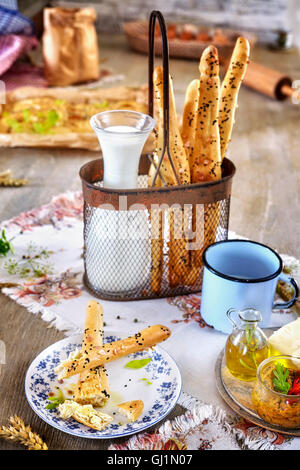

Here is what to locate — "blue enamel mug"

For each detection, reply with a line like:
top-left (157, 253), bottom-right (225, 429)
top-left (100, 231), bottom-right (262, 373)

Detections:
top-left (200, 240), bottom-right (299, 334)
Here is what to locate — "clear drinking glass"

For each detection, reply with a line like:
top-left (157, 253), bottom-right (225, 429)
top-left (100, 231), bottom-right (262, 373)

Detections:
top-left (90, 110), bottom-right (155, 189)
top-left (87, 110), bottom-right (155, 295)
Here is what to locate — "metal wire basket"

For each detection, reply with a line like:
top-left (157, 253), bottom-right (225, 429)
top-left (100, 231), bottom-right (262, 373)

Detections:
top-left (79, 10), bottom-right (236, 301)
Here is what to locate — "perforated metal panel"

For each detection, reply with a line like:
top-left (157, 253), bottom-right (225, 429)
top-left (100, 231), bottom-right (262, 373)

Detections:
top-left (81, 159), bottom-right (234, 300)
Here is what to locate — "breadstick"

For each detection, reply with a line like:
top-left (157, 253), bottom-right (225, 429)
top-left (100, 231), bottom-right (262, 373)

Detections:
top-left (148, 124), bottom-right (164, 187)
top-left (191, 46), bottom-right (221, 183)
top-left (219, 37), bottom-right (250, 161)
top-left (168, 210), bottom-right (181, 288)
top-left (155, 67), bottom-right (191, 285)
top-left (148, 124), bottom-right (163, 294)
top-left (180, 80), bottom-right (202, 285)
top-left (150, 208), bottom-right (163, 294)
top-left (58, 325), bottom-right (171, 379)
top-left (181, 79), bottom-right (200, 167)
top-left (190, 46), bottom-right (222, 270)
top-left (153, 66), bottom-right (190, 186)
top-left (148, 168), bottom-right (163, 295)
top-left (152, 67), bottom-right (191, 288)
top-left (191, 202), bottom-right (220, 269)
top-left (74, 301), bottom-right (110, 407)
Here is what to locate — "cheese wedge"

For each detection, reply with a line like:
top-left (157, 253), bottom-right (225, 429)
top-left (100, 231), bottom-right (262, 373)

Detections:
top-left (59, 400), bottom-right (113, 431)
top-left (268, 318), bottom-right (300, 357)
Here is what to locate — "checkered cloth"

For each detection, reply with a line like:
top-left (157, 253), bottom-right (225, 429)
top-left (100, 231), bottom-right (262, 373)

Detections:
top-left (0, 0), bottom-right (35, 36)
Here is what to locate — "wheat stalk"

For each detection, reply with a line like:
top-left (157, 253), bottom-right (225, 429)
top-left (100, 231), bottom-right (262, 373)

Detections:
top-left (0, 415), bottom-right (48, 450)
top-left (0, 169), bottom-right (28, 187)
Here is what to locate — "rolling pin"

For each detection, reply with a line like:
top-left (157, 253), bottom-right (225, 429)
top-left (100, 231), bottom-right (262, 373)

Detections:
top-left (242, 61), bottom-right (296, 101)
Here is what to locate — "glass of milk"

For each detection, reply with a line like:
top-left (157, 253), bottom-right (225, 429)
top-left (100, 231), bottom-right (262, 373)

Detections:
top-left (87, 110), bottom-right (156, 296)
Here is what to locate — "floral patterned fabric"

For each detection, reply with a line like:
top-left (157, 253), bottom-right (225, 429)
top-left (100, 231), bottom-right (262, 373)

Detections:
top-left (0, 191), bottom-right (299, 449)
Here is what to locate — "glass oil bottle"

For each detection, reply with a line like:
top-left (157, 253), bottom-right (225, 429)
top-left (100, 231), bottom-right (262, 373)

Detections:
top-left (225, 308), bottom-right (270, 381)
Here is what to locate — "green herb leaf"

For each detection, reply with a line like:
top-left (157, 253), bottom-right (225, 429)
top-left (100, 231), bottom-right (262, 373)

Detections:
top-left (272, 362), bottom-right (291, 394)
top-left (0, 229), bottom-right (14, 257)
top-left (22, 109), bottom-right (31, 122)
top-left (45, 402), bottom-right (60, 410)
top-left (45, 388), bottom-right (65, 410)
top-left (125, 358), bottom-right (151, 369)
top-left (54, 99), bottom-right (66, 106)
top-left (33, 122), bottom-right (46, 134)
top-left (140, 378), bottom-right (152, 385)
top-left (32, 110), bottom-right (60, 134)
top-left (46, 110), bottom-right (59, 127)
top-left (6, 118), bottom-right (23, 132)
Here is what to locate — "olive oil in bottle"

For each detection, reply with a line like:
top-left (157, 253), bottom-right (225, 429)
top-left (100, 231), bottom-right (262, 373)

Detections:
top-left (225, 308), bottom-right (270, 381)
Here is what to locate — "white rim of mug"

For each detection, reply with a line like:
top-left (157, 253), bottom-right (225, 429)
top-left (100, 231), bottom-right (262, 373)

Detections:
top-left (202, 239), bottom-right (282, 284)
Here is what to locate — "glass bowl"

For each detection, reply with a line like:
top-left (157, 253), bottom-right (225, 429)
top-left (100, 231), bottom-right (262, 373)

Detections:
top-left (252, 355), bottom-right (300, 429)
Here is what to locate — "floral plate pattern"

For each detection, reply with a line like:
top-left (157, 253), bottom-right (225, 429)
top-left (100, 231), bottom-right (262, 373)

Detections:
top-left (25, 334), bottom-right (182, 439)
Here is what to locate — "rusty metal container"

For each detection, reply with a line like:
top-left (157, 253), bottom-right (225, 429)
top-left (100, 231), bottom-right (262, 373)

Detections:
top-left (79, 10), bottom-right (236, 301)
top-left (80, 156), bottom-right (235, 300)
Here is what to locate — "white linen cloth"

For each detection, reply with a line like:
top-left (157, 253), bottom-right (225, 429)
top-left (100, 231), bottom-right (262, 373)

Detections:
top-left (0, 191), bottom-right (299, 450)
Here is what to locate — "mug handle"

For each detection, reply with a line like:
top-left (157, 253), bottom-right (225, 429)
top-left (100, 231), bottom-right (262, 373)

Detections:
top-left (273, 273), bottom-right (299, 310)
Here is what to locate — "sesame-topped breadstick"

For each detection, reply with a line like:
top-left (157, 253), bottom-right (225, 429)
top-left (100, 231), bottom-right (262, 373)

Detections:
top-left (74, 301), bottom-right (110, 407)
top-left (57, 325), bottom-right (171, 379)
top-left (181, 79), bottom-right (200, 167)
top-left (148, 102), bottom-right (163, 294)
top-left (191, 46), bottom-right (221, 183)
top-left (151, 68), bottom-right (176, 186)
top-left (219, 37), bottom-right (250, 161)
top-left (152, 66), bottom-right (191, 287)
top-left (153, 66), bottom-right (190, 186)
top-left (149, 208), bottom-right (163, 294)
top-left (188, 46), bottom-right (222, 273)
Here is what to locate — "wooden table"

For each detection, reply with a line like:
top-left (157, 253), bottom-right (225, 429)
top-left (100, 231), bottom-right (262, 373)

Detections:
top-left (0, 35), bottom-right (299, 450)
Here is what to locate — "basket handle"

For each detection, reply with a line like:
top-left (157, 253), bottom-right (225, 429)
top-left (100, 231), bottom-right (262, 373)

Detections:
top-left (148, 10), bottom-right (180, 187)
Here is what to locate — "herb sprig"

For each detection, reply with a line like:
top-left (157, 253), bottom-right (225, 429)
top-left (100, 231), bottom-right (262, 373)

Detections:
top-left (0, 229), bottom-right (14, 257)
top-left (4, 242), bottom-right (53, 278)
top-left (45, 388), bottom-right (65, 410)
top-left (125, 358), bottom-right (151, 369)
top-left (272, 362), bottom-right (290, 394)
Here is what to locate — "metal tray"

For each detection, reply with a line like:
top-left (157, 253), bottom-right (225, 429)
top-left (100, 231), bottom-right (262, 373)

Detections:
top-left (215, 328), bottom-right (300, 437)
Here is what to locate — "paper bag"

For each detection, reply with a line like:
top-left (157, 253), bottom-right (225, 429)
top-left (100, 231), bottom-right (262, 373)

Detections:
top-left (43, 7), bottom-right (99, 86)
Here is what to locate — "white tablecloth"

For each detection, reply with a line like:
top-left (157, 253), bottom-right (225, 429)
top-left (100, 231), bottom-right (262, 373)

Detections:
top-left (1, 192), bottom-right (299, 450)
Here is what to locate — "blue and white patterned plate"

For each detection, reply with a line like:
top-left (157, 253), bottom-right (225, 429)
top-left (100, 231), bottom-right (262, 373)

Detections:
top-left (25, 333), bottom-right (182, 439)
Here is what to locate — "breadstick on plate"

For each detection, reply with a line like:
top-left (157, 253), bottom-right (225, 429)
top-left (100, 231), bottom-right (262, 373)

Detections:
top-left (117, 400), bottom-right (144, 422)
top-left (219, 37), bottom-right (250, 161)
top-left (58, 325), bottom-right (171, 379)
top-left (74, 301), bottom-right (110, 407)
top-left (181, 78), bottom-right (200, 167)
